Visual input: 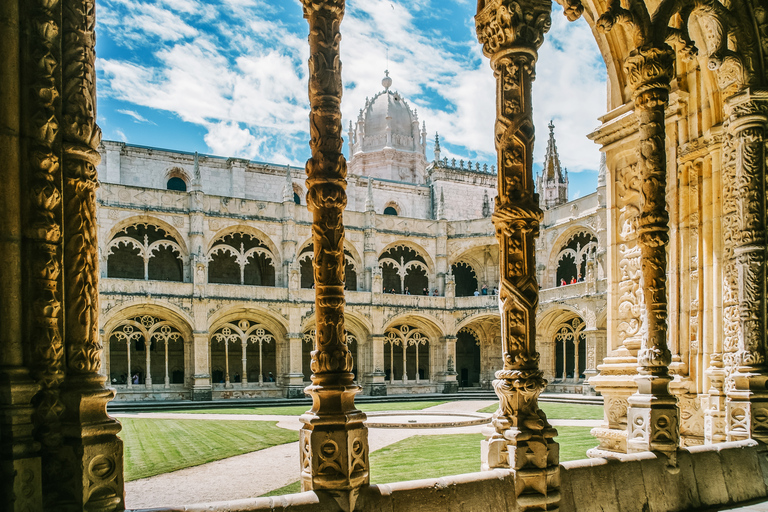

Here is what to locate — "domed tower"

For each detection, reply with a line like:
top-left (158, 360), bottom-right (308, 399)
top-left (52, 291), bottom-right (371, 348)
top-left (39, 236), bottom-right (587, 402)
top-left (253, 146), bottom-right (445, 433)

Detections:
top-left (537, 120), bottom-right (569, 209)
top-left (347, 71), bottom-right (429, 183)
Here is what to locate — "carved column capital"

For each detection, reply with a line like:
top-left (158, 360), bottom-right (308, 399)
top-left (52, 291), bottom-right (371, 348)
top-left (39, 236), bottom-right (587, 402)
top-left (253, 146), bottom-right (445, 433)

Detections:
top-left (625, 44), bottom-right (675, 100)
top-left (475, 0), bottom-right (552, 61)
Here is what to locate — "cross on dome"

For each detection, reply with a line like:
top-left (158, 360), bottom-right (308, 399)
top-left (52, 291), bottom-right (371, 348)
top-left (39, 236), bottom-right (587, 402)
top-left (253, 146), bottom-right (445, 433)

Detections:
top-left (382, 69), bottom-right (392, 90)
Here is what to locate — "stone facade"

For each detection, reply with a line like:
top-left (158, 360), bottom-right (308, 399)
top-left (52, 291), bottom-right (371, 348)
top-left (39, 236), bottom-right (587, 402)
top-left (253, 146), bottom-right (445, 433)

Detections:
top-left (96, 79), bottom-right (606, 401)
top-left (3, 0), bottom-right (767, 509)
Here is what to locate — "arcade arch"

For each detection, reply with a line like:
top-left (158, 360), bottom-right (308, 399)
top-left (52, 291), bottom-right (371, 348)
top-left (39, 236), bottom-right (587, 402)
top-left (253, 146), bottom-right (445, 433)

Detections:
top-left (379, 244), bottom-right (430, 294)
top-left (210, 320), bottom-right (277, 387)
top-left (107, 314), bottom-right (186, 389)
top-left (106, 222), bottom-right (185, 282)
top-left (383, 324), bottom-right (431, 384)
top-left (553, 230), bottom-right (598, 286)
top-left (207, 231), bottom-right (277, 286)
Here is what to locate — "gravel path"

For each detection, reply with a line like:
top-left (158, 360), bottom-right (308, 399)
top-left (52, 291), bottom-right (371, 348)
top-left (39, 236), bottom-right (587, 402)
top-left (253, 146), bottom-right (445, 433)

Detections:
top-left (123, 400), bottom-right (601, 510)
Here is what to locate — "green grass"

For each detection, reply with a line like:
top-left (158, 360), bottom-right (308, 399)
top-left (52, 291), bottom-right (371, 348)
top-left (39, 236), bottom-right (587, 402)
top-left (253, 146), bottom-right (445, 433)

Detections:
top-left (478, 401), bottom-right (604, 420)
top-left (262, 427), bottom-right (595, 497)
top-left (119, 418), bottom-right (298, 481)
top-left (166, 401), bottom-right (448, 416)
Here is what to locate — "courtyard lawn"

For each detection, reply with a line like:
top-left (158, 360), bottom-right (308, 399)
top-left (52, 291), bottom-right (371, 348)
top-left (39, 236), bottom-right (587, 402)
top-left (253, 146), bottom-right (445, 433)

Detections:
top-left (119, 418), bottom-right (298, 481)
top-left (165, 400), bottom-right (448, 417)
top-left (263, 426), bottom-right (595, 497)
top-left (478, 401), bottom-right (604, 420)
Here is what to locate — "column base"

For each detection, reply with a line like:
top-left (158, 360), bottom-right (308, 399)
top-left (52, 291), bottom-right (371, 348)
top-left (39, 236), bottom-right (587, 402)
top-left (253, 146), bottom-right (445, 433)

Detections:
top-left (363, 383), bottom-right (387, 396)
top-left (442, 381), bottom-right (459, 394)
top-left (285, 386), bottom-right (307, 399)
top-left (626, 372), bottom-right (679, 454)
top-left (191, 373), bottom-right (212, 401)
top-left (588, 355), bottom-right (638, 456)
top-left (726, 365), bottom-right (768, 442)
top-left (191, 388), bottom-right (212, 401)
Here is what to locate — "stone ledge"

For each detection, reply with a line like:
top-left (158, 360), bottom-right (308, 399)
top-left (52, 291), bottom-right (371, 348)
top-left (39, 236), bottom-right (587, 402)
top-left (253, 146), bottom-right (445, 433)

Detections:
top-left (130, 441), bottom-right (768, 512)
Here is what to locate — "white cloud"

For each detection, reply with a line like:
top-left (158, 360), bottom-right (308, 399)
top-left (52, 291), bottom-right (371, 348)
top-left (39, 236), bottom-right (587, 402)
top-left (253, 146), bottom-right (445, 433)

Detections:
top-left (117, 109), bottom-right (154, 124)
top-left (203, 121), bottom-right (265, 159)
top-left (115, 129), bottom-right (128, 142)
top-left (96, 0), bottom-right (606, 182)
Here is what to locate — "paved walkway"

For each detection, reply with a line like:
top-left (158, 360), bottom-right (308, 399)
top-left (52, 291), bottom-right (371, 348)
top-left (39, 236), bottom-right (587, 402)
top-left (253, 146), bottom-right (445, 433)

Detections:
top-left (120, 400), bottom-right (602, 510)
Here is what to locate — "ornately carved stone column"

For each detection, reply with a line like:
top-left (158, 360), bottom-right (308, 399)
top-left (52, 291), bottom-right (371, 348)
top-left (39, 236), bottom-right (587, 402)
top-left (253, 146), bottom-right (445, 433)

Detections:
top-left (475, 1), bottom-right (559, 510)
top-left (58, 0), bottom-right (124, 508)
top-left (722, 90), bottom-right (768, 442)
top-left (299, 1), bottom-right (368, 510)
top-left (0, 1), bottom-right (44, 509)
top-left (623, 45), bottom-right (680, 456)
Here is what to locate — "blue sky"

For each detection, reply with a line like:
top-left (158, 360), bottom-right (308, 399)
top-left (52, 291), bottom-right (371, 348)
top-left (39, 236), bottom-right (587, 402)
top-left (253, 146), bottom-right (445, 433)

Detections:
top-left (95, 0), bottom-right (607, 200)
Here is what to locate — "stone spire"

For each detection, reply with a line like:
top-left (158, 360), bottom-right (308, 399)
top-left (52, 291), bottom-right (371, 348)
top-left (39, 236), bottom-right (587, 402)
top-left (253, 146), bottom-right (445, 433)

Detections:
top-left (434, 132), bottom-right (441, 162)
top-left (191, 151), bottom-right (202, 191)
top-left (437, 187), bottom-right (445, 220)
top-left (537, 120), bottom-right (568, 209)
top-left (365, 177), bottom-right (374, 211)
top-left (283, 166), bottom-right (293, 202)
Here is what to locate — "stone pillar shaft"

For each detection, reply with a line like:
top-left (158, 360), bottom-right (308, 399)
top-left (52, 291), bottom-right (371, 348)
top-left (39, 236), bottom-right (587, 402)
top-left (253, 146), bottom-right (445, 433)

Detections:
top-left (299, 1), bottom-right (368, 509)
top-left (723, 91), bottom-right (768, 443)
top-left (622, 45), bottom-right (679, 456)
top-left (475, 1), bottom-right (558, 510)
top-left (0, 1), bottom-right (44, 508)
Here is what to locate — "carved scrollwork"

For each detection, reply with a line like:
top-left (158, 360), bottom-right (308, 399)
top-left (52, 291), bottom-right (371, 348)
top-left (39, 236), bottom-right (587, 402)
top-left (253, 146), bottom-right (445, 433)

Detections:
top-left (475, 0), bottom-right (551, 57)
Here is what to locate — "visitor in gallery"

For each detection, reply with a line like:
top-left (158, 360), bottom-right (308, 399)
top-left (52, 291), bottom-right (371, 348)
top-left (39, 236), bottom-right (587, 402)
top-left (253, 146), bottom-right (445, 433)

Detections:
top-left (481, 284), bottom-right (488, 295)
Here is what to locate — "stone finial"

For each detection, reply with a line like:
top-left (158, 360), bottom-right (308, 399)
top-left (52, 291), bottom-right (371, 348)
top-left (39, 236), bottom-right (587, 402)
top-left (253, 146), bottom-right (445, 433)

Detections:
top-left (365, 177), bottom-right (374, 211)
top-left (437, 187), bottom-right (445, 220)
top-left (191, 151), bottom-right (202, 191)
top-left (434, 132), bottom-right (441, 162)
top-left (283, 166), bottom-right (293, 202)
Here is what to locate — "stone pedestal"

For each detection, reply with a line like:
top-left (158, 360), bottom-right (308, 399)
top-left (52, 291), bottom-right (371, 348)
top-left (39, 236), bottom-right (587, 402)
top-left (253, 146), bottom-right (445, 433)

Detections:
top-left (588, 354), bottom-right (637, 456)
top-left (191, 332), bottom-right (212, 400)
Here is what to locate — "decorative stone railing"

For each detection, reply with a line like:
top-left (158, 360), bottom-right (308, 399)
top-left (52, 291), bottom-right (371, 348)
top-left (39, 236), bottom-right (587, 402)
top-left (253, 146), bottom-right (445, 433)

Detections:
top-left (100, 278), bottom-right (195, 297)
top-left (100, 279), bottom-right (502, 312)
top-left (539, 279), bottom-right (607, 303)
top-left (429, 157), bottom-right (497, 175)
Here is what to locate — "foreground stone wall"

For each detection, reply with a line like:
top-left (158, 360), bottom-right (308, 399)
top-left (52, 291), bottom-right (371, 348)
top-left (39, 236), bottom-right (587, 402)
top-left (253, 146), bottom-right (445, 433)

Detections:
top-left (128, 440), bottom-right (768, 512)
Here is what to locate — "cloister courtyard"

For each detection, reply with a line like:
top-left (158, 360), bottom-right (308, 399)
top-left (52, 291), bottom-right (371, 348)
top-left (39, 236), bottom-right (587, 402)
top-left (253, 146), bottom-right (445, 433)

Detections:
top-left (115, 398), bottom-right (601, 509)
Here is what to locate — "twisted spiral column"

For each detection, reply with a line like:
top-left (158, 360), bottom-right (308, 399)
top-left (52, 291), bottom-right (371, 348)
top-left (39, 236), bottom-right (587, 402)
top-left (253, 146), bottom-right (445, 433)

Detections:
top-left (298, 1), bottom-right (368, 510)
top-left (624, 45), bottom-right (680, 457)
top-left (475, 1), bottom-right (559, 510)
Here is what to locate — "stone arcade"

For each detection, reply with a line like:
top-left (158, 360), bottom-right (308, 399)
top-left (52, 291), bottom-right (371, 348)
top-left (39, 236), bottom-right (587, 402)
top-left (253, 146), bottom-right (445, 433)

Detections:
top-left (2, 0), bottom-right (768, 510)
top-left (95, 78), bottom-right (606, 401)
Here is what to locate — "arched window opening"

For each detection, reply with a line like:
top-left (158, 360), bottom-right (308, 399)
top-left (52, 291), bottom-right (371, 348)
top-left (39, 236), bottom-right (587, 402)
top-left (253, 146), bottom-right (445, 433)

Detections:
top-left (293, 192), bottom-right (301, 205)
top-left (379, 245), bottom-right (429, 294)
top-left (553, 317), bottom-right (586, 382)
top-left (208, 232), bottom-right (276, 286)
top-left (299, 246), bottom-right (314, 289)
top-left (108, 315), bottom-right (185, 389)
top-left (303, 329), bottom-right (358, 381)
top-left (452, 262), bottom-right (479, 297)
top-left (210, 320), bottom-right (277, 387)
top-left (166, 177), bottom-right (187, 191)
top-left (383, 206), bottom-right (398, 216)
top-left (147, 245), bottom-right (183, 281)
top-left (555, 231), bottom-right (598, 286)
top-left (457, 328), bottom-right (481, 388)
top-left (107, 224), bottom-right (184, 282)
top-left (384, 325), bottom-right (429, 383)
top-left (345, 256), bottom-right (358, 291)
